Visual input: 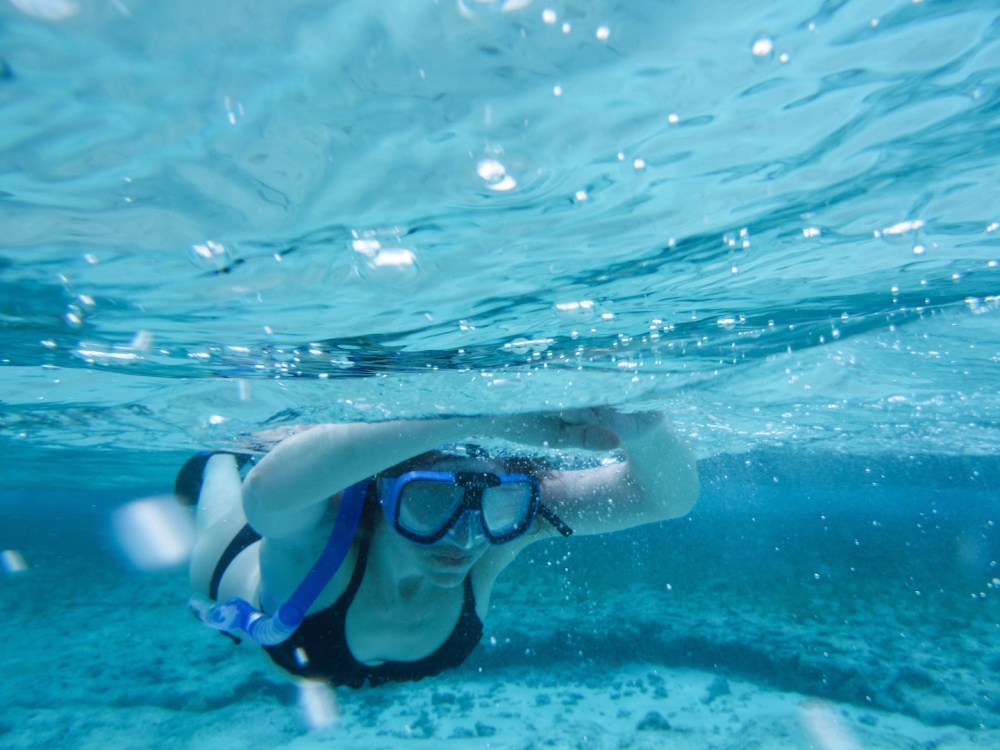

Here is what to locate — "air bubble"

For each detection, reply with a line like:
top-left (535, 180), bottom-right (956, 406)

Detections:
top-left (352, 230), bottom-right (420, 286)
top-left (189, 240), bottom-right (234, 272)
top-left (507, 338), bottom-right (532, 355)
top-left (878, 221), bottom-right (932, 258)
top-left (505, 337), bottom-right (551, 355)
top-left (130, 330), bottom-right (153, 351)
top-left (1, 549), bottom-right (28, 575)
top-left (112, 496), bottom-right (195, 570)
top-left (723, 228), bottom-right (751, 250)
top-left (751, 35), bottom-right (774, 58)
top-left (554, 300), bottom-right (595, 321)
top-left (10, 0), bottom-right (80, 20)
top-left (887, 220), bottom-right (924, 234)
top-left (65, 305), bottom-right (83, 328)
top-left (457, 0), bottom-right (533, 20)
top-left (477, 159), bottom-right (518, 191)
top-left (298, 679), bottom-right (340, 731)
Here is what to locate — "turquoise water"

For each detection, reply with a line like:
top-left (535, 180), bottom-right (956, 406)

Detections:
top-left (1, 0), bottom-right (1000, 746)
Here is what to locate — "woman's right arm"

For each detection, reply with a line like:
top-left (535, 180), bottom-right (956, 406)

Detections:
top-left (241, 411), bottom-right (639, 539)
top-left (242, 418), bottom-right (486, 538)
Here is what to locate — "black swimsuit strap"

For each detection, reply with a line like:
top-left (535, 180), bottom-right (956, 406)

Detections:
top-left (338, 534), bottom-right (370, 610)
top-left (208, 524), bottom-right (262, 601)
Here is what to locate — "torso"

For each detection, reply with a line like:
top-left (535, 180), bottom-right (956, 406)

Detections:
top-left (345, 559), bottom-right (467, 664)
top-left (255, 513), bottom-right (524, 647)
top-left (261, 536), bottom-right (485, 686)
top-left (209, 498), bottom-right (537, 683)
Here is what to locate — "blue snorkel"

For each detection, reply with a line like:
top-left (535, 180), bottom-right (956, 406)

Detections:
top-left (188, 480), bottom-right (369, 646)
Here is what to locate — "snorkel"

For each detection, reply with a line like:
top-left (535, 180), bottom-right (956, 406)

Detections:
top-left (188, 480), bottom-right (369, 646)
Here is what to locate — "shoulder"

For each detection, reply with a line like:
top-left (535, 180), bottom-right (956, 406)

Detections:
top-left (257, 511), bottom-right (361, 615)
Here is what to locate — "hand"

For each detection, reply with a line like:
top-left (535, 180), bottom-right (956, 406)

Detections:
top-left (560, 407), bottom-right (665, 441)
top-left (492, 408), bottom-right (662, 452)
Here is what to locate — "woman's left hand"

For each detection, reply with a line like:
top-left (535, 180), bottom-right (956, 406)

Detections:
top-left (493, 407), bottom-right (662, 452)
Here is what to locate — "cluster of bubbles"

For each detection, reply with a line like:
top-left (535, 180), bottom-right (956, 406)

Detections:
top-left (64, 293), bottom-right (94, 329)
top-left (874, 219), bottom-right (929, 257)
top-left (351, 229), bottom-right (420, 286)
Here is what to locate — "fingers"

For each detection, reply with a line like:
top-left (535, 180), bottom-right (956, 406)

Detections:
top-left (579, 423), bottom-right (621, 451)
top-left (497, 409), bottom-right (641, 452)
top-left (555, 407), bottom-right (603, 426)
top-left (551, 415), bottom-right (620, 451)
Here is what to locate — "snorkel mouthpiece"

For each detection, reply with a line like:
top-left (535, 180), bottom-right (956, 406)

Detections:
top-left (189, 595), bottom-right (302, 645)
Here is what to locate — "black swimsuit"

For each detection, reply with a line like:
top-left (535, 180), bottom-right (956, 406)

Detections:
top-left (261, 536), bottom-right (484, 687)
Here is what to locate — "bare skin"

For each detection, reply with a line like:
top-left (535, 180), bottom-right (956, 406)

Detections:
top-left (189, 408), bottom-right (698, 667)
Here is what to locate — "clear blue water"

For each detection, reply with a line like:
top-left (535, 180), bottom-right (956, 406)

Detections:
top-left (1, 0), bottom-right (999, 746)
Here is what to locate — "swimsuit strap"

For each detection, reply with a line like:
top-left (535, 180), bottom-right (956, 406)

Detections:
top-left (208, 524), bottom-right (262, 601)
top-left (337, 534), bottom-right (370, 610)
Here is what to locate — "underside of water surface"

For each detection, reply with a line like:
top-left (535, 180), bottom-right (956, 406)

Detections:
top-left (1, 0), bottom-right (999, 488)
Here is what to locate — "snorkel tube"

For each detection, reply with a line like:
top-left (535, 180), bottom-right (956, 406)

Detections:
top-left (188, 480), bottom-right (369, 646)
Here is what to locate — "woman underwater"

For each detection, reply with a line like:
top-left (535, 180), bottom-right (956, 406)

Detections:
top-left (180, 408), bottom-right (698, 687)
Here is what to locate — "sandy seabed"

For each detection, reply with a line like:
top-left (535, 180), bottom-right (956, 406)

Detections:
top-left (2, 557), bottom-right (997, 748)
top-left (2, 487), bottom-right (998, 750)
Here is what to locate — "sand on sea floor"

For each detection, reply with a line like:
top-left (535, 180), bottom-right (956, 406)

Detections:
top-left (1, 657), bottom-right (986, 750)
top-left (274, 663), bottom-right (986, 750)
top-left (2, 497), bottom-right (998, 749)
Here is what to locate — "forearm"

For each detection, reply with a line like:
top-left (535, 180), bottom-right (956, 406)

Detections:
top-left (617, 415), bottom-right (699, 522)
top-left (535, 410), bottom-right (698, 536)
top-left (242, 417), bottom-right (481, 525)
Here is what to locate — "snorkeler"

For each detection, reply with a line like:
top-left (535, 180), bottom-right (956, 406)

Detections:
top-left (179, 408), bottom-right (698, 687)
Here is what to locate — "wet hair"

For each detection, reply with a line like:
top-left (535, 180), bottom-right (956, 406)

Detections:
top-left (381, 444), bottom-right (552, 479)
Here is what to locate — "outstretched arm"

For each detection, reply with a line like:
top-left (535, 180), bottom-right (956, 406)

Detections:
top-left (243, 418), bottom-right (477, 538)
top-left (240, 413), bottom-right (618, 538)
top-left (241, 409), bottom-right (696, 540)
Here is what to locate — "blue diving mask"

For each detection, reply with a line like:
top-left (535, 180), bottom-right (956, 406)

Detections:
top-left (378, 470), bottom-right (574, 545)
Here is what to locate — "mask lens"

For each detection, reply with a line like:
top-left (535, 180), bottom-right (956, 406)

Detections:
top-left (481, 483), bottom-right (535, 537)
top-left (397, 480), bottom-right (465, 538)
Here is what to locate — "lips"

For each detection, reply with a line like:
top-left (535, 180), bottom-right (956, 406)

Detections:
top-left (433, 553), bottom-right (472, 567)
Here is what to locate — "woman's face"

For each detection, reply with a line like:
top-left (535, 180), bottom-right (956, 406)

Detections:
top-left (383, 455), bottom-right (497, 588)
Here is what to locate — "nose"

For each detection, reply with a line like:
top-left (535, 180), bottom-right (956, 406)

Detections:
top-left (441, 511), bottom-right (486, 550)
